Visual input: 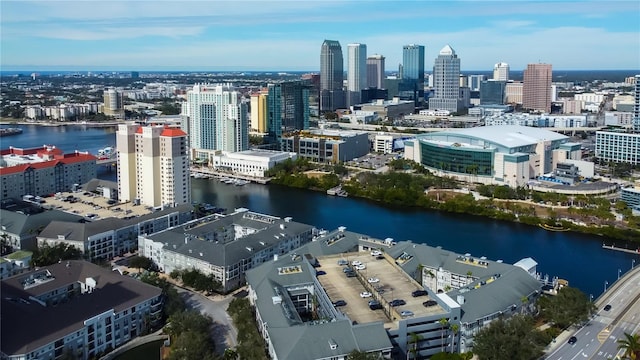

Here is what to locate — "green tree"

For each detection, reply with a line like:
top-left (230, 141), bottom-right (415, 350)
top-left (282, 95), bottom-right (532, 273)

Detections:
top-left (168, 330), bottom-right (217, 360)
top-left (347, 349), bottom-right (381, 359)
top-left (472, 315), bottom-right (547, 360)
top-left (407, 332), bottom-right (423, 359)
top-left (537, 286), bottom-right (595, 328)
top-left (617, 332), bottom-right (640, 360)
top-left (128, 255), bottom-right (153, 273)
top-left (439, 318), bottom-right (449, 352)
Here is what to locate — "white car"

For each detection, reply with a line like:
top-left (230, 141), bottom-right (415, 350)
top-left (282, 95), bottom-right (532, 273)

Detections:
top-left (360, 291), bottom-right (372, 298)
top-left (371, 250), bottom-right (382, 256)
top-left (352, 260), bottom-right (362, 266)
top-left (355, 264), bottom-right (366, 270)
top-left (367, 277), bottom-right (379, 283)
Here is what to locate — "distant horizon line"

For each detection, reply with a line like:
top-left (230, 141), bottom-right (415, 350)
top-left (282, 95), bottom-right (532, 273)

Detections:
top-left (2, 68), bottom-right (639, 74)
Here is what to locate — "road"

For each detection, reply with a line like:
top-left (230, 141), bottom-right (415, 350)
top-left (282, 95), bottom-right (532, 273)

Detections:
top-left (177, 287), bottom-right (240, 354)
top-left (545, 265), bottom-right (640, 359)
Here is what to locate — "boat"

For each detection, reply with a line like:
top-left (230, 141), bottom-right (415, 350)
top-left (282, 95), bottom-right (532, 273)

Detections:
top-left (97, 146), bottom-right (115, 159)
top-left (234, 179), bottom-right (249, 186)
top-left (538, 223), bottom-right (570, 232)
top-left (0, 128), bottom-right (23, 137)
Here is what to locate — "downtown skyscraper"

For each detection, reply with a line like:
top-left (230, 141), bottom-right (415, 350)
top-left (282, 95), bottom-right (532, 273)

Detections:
top-left (523, 63), bottom-right (552, 113)
top-left (320, 40), bottom-right (345, 112)
top-left (493, 62), bottom-right (510, 81)
top-left (429, 45), bottom-right (463, 113)
top-left (400, 44), bottom-right (425, 100)
top-left (347, 43), bottom-right (367, 108)
top-left (366, 54), bottom-right (385, 89)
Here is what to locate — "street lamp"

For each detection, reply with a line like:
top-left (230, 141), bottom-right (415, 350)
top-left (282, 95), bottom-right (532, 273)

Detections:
top-left (590, 294), bottom-right (593, 302)
top-left (618, 268), bottom-right (622, 280)
top-left (633, 259), bottom-right (636, 270)
top-left (604, 280), bottom-right (609, 293)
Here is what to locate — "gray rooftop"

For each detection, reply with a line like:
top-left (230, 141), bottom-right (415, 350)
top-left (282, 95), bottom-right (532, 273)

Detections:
top-left (421, 125), bottom-right (568, 149)
top-left (37, 204), bottom-right (193, 241)
top-left (1, 260), bottom-right (161, 355)
top-left (0, 208), bottom-right (83, 237)
top-left (146, 210), bottom-right (313, 267)
top-left (245, 250), bottom-right (392, 359)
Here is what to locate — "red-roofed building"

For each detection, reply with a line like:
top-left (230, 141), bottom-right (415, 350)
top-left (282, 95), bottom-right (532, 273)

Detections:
top-left (1, 146), bottom-right (97, 200)
top-left (116, 124), bottom-right (190, 208)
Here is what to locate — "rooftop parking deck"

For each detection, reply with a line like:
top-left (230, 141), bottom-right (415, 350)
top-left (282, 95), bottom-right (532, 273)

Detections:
top-left (40, 191), bottom-right (153, 220)
top-left (316, 251), bottom-right (446, 329)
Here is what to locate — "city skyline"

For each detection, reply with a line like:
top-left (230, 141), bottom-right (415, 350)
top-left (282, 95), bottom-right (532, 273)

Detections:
top-left (1, 1), bottom-right (639, 71)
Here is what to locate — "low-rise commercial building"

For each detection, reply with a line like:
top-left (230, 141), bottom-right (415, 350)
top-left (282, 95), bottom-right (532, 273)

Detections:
top-left (196, 149), bottom-right (297, 178)
top-left (0, 260), bottom-right (162, 360)
top-left (0, 145), bottom-right (97, 201)
top-left (138, 208), bottom-right (314, 292)
top-left (621, 187), bottom-right (640, 208)
top-left (358, 97), bottom-right (415, 120)
top-left (281, 129), bottom-right (370, 164)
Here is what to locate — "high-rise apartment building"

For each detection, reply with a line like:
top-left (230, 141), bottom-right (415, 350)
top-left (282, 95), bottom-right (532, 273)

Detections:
top-left (367, 54), bottom-right (385, 89)
top-left (493, 62), bottom-right (510, 81)
top-left (347, 43), bottom-right (367, 107)
top-left (250, 90), bottom-right (268, 133)
top-left (103, 89), bottom-right (124, 119)
top-left (523, 63), bottom-right (552, 113)
top-left (595, 74), bottom-right (640, 165)
top-left (117, 124), bottom-right (191, 208)
top-left (400, 44), bottom-right (425, 100)
top-left (320, 40), bottom-right (345, 112)
top-left (263, 81), bottom-right (310, 146)
top-left (267, 84), bottom-right (282, 144)
top-left (184, 84), bottom-right (248, 152)
top-left (428, 45), bottom-right (463, 113)
top-left (634, 74), bottom-right (640, 133)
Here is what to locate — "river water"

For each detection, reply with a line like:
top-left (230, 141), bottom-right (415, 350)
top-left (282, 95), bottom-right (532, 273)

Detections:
top-left (3, 124), bottom-right (639, 297)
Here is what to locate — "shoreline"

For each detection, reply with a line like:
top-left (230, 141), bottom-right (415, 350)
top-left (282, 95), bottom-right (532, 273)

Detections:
top-left (0, 119), bottom-right (123, 128)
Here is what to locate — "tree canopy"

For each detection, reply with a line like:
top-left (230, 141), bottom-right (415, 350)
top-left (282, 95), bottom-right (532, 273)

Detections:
top-left (472, 315), bottom-right (548, 360)
top-left (166, 310), bottom-right (216, 360)
top-left (537, 286), bottom-right (595, 328)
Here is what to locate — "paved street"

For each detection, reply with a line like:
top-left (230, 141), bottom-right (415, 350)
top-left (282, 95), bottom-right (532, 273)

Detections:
top-left (545, 265), bottom-right (640, 359)
top-left (176, 287), bottom-right (240, 354)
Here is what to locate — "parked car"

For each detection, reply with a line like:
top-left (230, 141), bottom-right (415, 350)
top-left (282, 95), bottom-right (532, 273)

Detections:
top-left (568, 336), bottom-right (577, 345)
top-left (360, 292), bottom-right (372, 298)
top-left (343, 267), bottom-right (352, 273)
top-left (390, 299), bottom-right (406, 307)
top-left (603, 304), bottom-right (612, 311)
top-left (411, 290), bottom-right (428, 297)
top-left (345, 271), bottom-right (357, 278)
top-left (400, 310), bottom-right (414, 317)
top-left (316, 270), bottom-right (327, 276)
top-left (368, 300), bottom-right (383, 310)
top-left (352, 260), bottom-right (362, 266)
top-left (422, 300), bottom-right (438, 307)
top-left (355, 264), bottom-right (366, 270)
top-left (371, 250), bottom-right (382, 256)
top-left (367, 277), bottom-right (379, 283)
top-left (332, 300), bottom-right (347, 307)
top-left (337, 259), bottom-right (348, 266)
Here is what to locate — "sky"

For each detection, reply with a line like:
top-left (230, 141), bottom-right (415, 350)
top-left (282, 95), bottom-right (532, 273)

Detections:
top-left (1, 0), bottom-right (639, 72)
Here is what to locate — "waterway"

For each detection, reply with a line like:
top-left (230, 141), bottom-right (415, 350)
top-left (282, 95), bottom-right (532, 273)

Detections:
top-left (3, 124), bottom-right (639, 297)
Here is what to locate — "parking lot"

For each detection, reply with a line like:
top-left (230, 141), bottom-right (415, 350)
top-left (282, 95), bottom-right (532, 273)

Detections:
top-left (40, 191), bottom-right (152, 220)
top-left (317, 251), bottom-right (445, 327)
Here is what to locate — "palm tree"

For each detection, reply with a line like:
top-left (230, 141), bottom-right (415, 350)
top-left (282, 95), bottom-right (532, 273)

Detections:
top-left (521, 296), bottom-right (529, 314)
top-left (407, 332), bottom-right (422, 360)
top-left (439, 318), bottom-right (449, 352)
top-left (450, 323), bottom-right (459, 353)
top-left (617, 332), bottom-right (640, 360)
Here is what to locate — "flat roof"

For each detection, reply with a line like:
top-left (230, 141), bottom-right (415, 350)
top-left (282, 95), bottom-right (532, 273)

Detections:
top-left (316, 252), bottom-right (446, 328)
